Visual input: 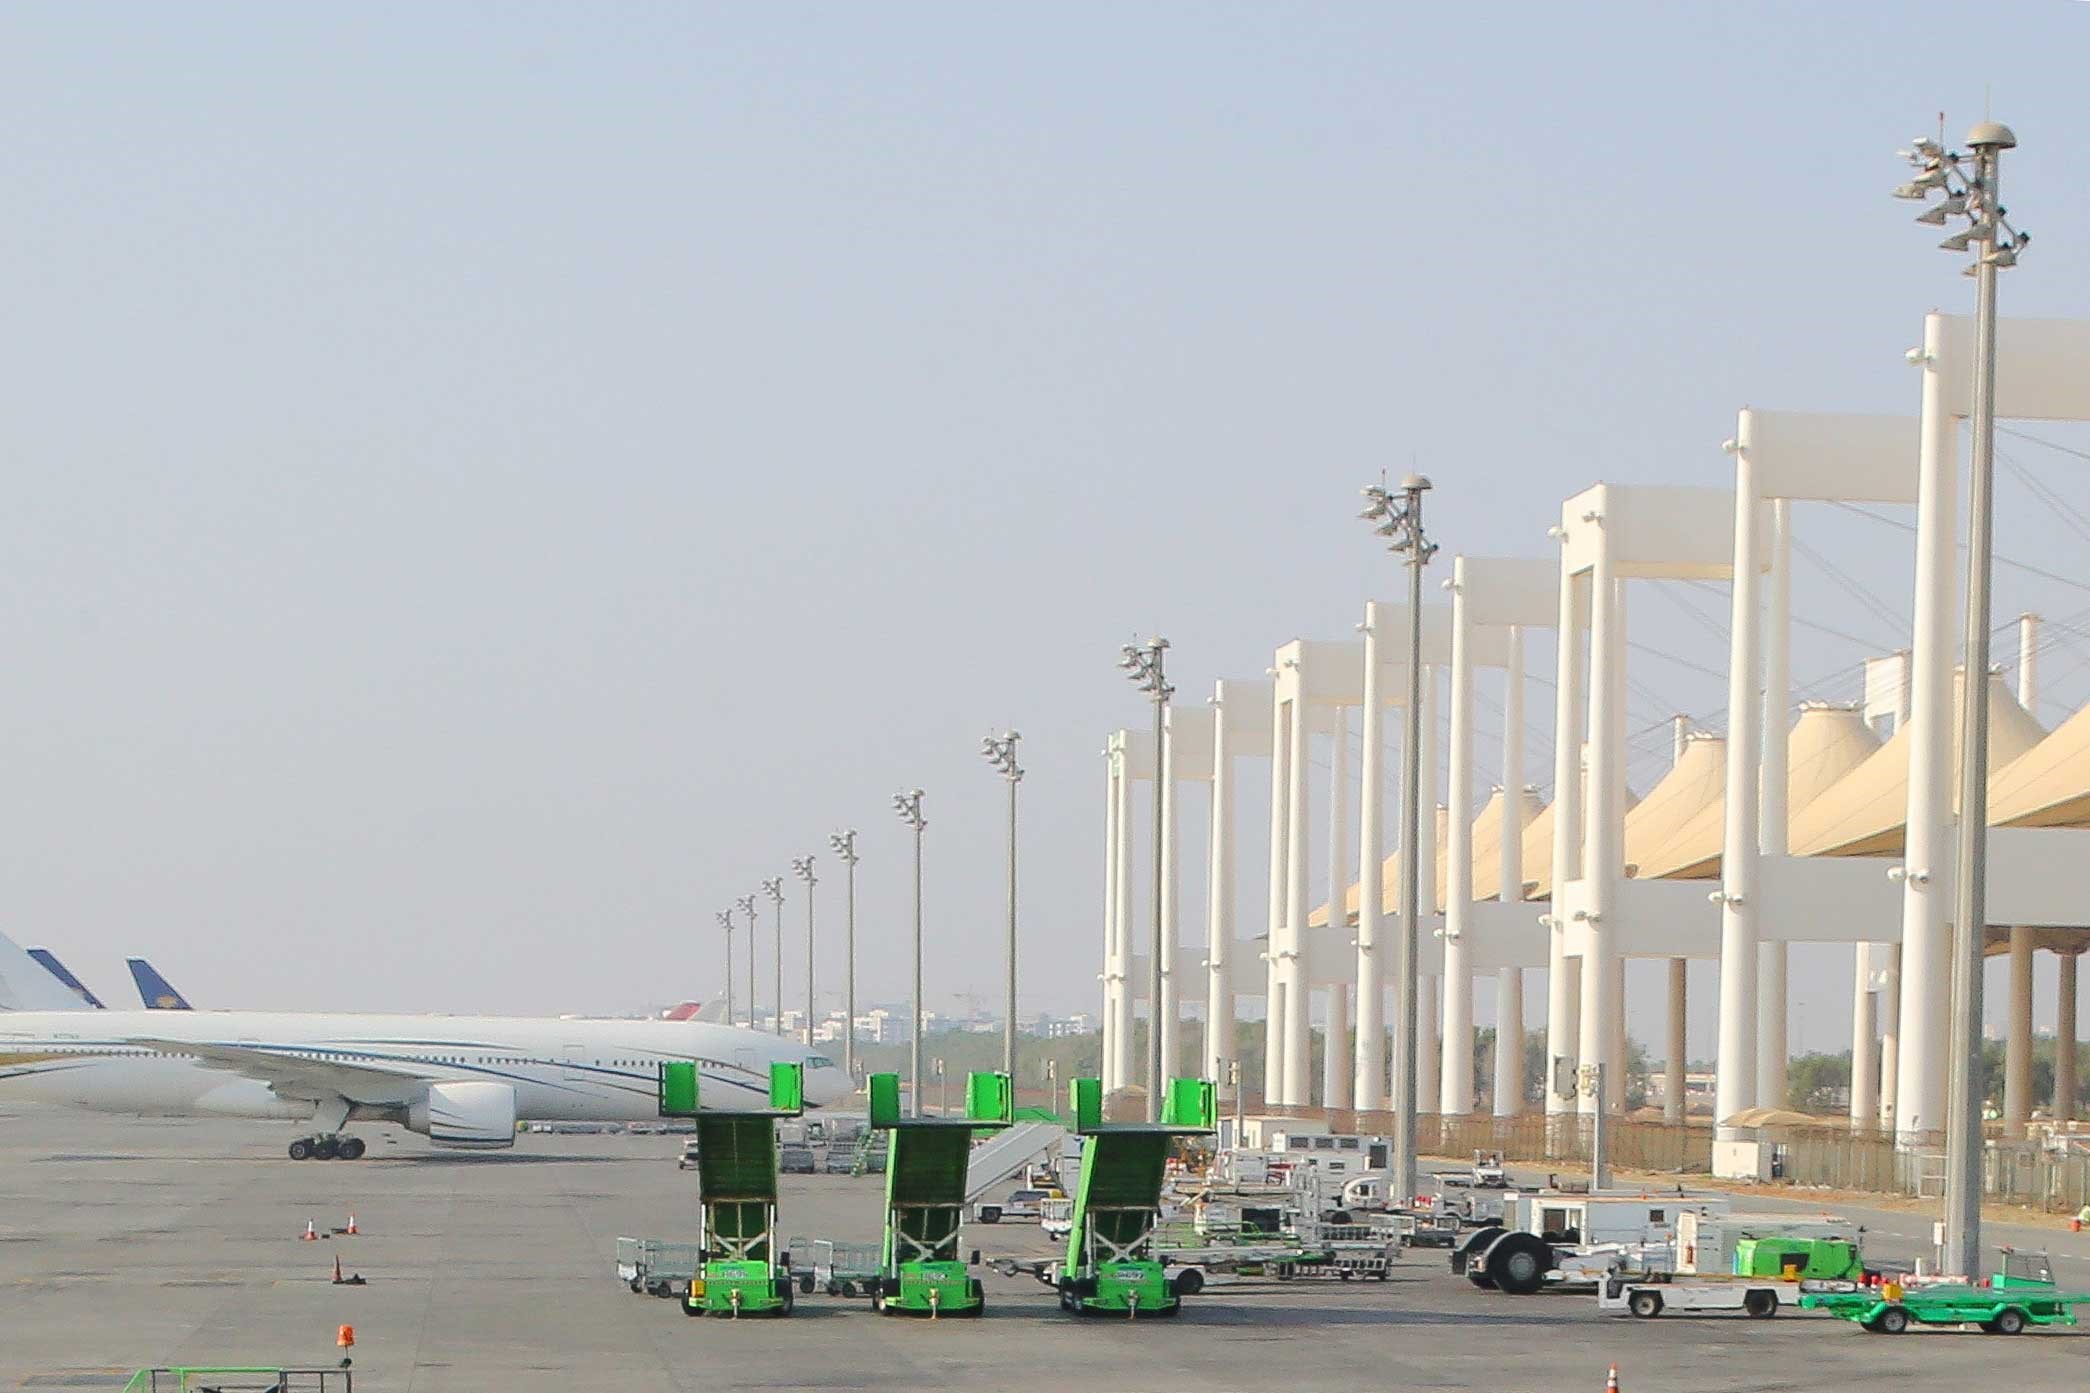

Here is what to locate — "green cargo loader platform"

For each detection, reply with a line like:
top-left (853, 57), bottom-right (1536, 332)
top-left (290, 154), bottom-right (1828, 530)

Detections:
top-left (1800, 1248), bottom-right (2090, 1335)
top-left (1049, 1076), bottom-right (1215, 1318)
top-left (657, 1059), bottom-right (805, 1318)
top-left (864, 1070), bottom-right (1013, 1316)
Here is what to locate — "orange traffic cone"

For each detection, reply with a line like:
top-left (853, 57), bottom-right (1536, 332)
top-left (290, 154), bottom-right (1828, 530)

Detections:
top-left (332, 1255), bottom-right (343, 1283)
top-left (337, 1325), bottom-right (355, 1348)
top-left (344, 1214), bottom-right (358, 1236)
top-left (301, 1220), bottom-right (319, 1241)
top-left (1605, 1365), bottom-right (1620, 1393)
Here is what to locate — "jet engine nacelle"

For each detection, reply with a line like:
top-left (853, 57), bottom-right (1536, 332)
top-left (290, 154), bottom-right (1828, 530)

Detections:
top-left (407, 1080), bottom-right (517, 1149)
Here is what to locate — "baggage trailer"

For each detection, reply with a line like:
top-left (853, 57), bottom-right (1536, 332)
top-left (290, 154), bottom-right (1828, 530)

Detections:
top-left (1599, 1273), bottom-right (1794, 1319)
top-left (657, 1059), bottom-right (806, 1318)
top-left (1800, 1248), bottom-right (2090, 1335)
top-left (616, 1236), bottom-right (705, 1297)
top-left (1047, 1075), bottom-right (1217, 1317)
top-left (863, 1069), bottom-right (1013, 1317)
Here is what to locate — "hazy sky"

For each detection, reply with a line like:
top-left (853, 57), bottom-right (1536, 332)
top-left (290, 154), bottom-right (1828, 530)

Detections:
top-left (4, 3), bottom-right (2089, 1056)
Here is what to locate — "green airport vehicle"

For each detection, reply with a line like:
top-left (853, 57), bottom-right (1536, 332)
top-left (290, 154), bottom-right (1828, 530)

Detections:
top-left (657, 1059), bottom-right (805, 1318)
top-left (863, 1069), bottom-right (1014, 1316)
top-left (1733, 1236), bottom-right (1866, 1283)
top-left (1048, 1075), bottom-right (1217, 1318)
top-left (1799, 1248), bottom-right (2090, 1334)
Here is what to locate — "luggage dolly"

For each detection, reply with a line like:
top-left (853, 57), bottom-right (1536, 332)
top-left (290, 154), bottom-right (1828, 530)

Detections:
top-left (656, 1059), bottom-right (805, 1318)
top-left (864, 1070), bottom-right (1014, 1317)
top-left (1047, 1076), bottom-right (1216, 1318)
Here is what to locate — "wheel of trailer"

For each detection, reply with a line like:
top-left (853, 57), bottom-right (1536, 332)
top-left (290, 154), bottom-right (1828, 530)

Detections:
top-left (1173, 1268), bottom-right (1205, 1297)
top-left (978, 1206), bottom-right (1000, 1224)
top-left (1484, 1233), bottom-right (1550, 1296)
top-left (1875, 1305), bottom-right (1910, 1335)
top-left (287, 1138), bottom-right (312, 1161)
top-left (798, 1273), bottom-right (815, 1295)
top-left (338, 1136), bottom-right (366, 1160)
top-left (1989, 1308), bottom-right (2026, 1335)
top-left (1628, 1290), bottom-right (1663, 1319)
top-left (1743, 1290), bottom-right (1778, 1319)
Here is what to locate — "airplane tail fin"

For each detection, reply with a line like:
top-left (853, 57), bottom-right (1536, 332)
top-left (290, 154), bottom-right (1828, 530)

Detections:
top-left (0, 929), bottom-right (94, 1011)
top-left (127, 957), bottom-right (195, 1010)
top-left (27, 948), bottom-right (106, 1008)
top-left (661, 1000), bottom-right (730, 1024)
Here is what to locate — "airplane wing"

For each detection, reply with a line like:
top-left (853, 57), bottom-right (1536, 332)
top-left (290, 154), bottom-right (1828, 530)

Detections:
top-left (123, 1038), bottom-right (428, 1106)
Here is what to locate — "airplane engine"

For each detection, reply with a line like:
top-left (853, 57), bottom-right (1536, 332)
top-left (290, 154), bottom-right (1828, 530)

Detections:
top-left (407, 1080), bottom-right (517, 1149)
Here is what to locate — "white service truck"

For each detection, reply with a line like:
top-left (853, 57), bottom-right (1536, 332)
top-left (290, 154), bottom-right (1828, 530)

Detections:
top-left (1450, 1190), bottom-right (1732, 1295)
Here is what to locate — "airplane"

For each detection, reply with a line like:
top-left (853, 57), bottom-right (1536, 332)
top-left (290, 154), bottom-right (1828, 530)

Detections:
top-left (0, 931), bottom-right (850, 1160)
top-left (127, 957), bottom-right (194, 1010)
top-left (27, 949), bottom-right (105, 1009)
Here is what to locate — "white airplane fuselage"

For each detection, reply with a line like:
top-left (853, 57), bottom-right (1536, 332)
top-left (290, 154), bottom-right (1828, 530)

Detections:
top-left (0, 1009), bottom-right (849, 1129)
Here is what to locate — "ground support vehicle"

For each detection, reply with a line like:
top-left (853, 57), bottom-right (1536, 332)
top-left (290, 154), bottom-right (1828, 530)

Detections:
top-left (1043, 1076), bottom-right (1217, 1317)
top-left (616, 1237), bottom-right (705, 1297)
top-left (1451, 1190), bottom-right (1729, 1295)
top-left (975, 1186), bottom-right (1060, 1224)
top-left (1800, 1249), bottom-right (2090, 1334)
top-left (864, 1069), bottom-right (1013, 1317)
top-left (656, 1059), bottom-right (805, 1318)
top-left (1599, 1273), bottom-right (1795, 1319)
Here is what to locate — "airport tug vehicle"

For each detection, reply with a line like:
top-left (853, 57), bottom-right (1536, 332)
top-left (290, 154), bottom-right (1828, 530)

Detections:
top-left (1800, 1247), bottom-right (2090, 1334)
top-left (657, 1059), bottom-right (805, 1317)
top-left (1047, 1075), bottom-right (1217, 1317)
top-left (864, 1069), bottom-right (1013, 1317)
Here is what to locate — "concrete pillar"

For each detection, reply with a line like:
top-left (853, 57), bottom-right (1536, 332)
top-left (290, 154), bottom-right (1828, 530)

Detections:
top-left (2018, 613), bottom-right (2040, 713)
top-left (1159, 735), bottom-right (1181, 1088)
top-left (1444, 591), bottom-right (1478, 1115)
top-left (1281, 696), bottom-right (1312, 1105)
top-left (1205, 697), bottom-right (1237, 1087)
top-left (1851, 944), bottom-right (1880, 1126)
top-left (1325, 706), bottom-right (1352, 1111)
top-left (1418, 975), bottom-right (1441, 1118)
top-left (1111, 749), bottom-right (1137, 1092)
top-left (2057, 951), bottom-right (2078, 1124)
top-left (1547, 575), bottom-right (1587, 1119)
top-left (1756, 498), bottom-right (1792, 1111)
top-left (1895, 313), bottom-right (1957, 1143)
top-left (1495, 626), bottom-right (1529, 1119)
top-left (1265, 695), bottom-right (1295, 1103)
top-left (1355, 618), bottom-right (1389, 1110)
top-left (2004, 930), bottom-right (2034, 1137)
top-left (1717, 442), bottom-right (1765, 1132)
top-left (1102, 749), bottom-right (1121, 1093)
top-left (1665, 958), bottom-right (1687, 1123)
top-left (1578, 566), bottom-right (1625, 1118)
top-left (1878, 945), bottom-right (1902, 1132)
top-left (1611, 956), bottom-right (1628, 1112)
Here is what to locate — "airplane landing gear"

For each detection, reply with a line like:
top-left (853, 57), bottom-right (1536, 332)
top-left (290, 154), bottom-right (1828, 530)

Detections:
top-left (289, 1133), bottom-right (366, 1160)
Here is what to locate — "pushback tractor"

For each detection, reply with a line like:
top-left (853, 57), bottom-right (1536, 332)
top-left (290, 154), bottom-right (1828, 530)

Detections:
top-left (657, 1059), bottom-right (805, 1318)
top-left (864, 1069), bottom-right (1013, 1316)
top-left (1048, 1075), bottom-right (1216, 1317)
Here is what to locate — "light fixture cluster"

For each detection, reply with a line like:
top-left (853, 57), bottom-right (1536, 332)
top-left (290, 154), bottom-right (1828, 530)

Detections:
top-left (1358, 475), bottom-right (1437, 560)
top-left (979, 731), bottom-right (1023, 781)
top-left (1894, 125), bottom-right (2028, 274)
top-left (891, 788), bottom-right (926, 831)
top-left (1118, 638), bottom-right (1172, 701)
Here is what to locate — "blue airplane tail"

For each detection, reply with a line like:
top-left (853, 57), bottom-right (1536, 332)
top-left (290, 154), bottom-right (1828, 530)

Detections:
top-left (27, 948), bottom-right (105, 1008)
top-left (127, 957), bottom-right (194, 1010)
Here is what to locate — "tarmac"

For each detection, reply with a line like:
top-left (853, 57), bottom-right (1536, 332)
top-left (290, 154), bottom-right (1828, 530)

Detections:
top-left (3, 1100), bottom-right (2087, 1392)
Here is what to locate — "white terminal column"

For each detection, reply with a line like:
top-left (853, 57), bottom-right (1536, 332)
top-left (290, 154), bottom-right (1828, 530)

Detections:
top-left (1441, 571), bottom-right (1479, 1116)
top-left (1547, 572), bottom-right (1587, 1123)
top-left (1323, 706), bottom-right (1353, 1110)
top-left (1879, 655), bottom-right (1912, 1131)
top-left (1896, 314), bottom-right (1958, 1143)
top-left (1264, 693), bottom-right (1293, 1103)
top-left (1112, 742), bottom-right (1138, 1093)
top-left (1494, 625), bottom-right (1529, 1117)
top-left (1282, 683), bottom-right (1313, 1106)
top-left (1850, 948), bottom-right (1880, 1126)
top-left (1578, 558), bottom-right (1626, 1119)
top-left (2056, 950), bottom-right (2079, 1123)
top-left (1158, 729), bottom-right (1182, 1088)
top-left (1756, 499), bottom-right (1793, 1109)
top-left (1717, 431), bottom-right (1765, 1134)
top-left (1101, 746), bottom-right (1121, 1093)
top-left (1417, 668), bottom-right (1442, 1113)
top-left (1665, 958), bottom-right (1687, 1123)
top-left (1355, 614), bottom-right (1389, 1110)
top-left (1204, 690), bottom-right (1237, 1086)
top-left (2003, 613), bottom-right (2041, 1137)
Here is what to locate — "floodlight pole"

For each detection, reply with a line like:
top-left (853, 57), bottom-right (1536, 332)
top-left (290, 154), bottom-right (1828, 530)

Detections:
top-left (981, 732), bottom-right (1024, 1084)
top-left (1121, 639), bottom-right (1173, 1121)
top-left (894, 790), bottom-right (927, 1116)
top-left (1360, 475), bottom-right (1436, 1208)
top-left (762, 877), bottom-right (785, 1036)
top-left (736, 893), bottom-right (759, 1029)
top-left (829, 830), bottom-right (860, 1081)
top-left (716, 910), bottom-right (737, 1027)
top-left (791, 856), bottom-right (817, 1046)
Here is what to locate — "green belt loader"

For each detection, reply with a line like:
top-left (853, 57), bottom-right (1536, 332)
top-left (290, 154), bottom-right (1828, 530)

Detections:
top-left (863, 1069), bottom-right (1013, 1317)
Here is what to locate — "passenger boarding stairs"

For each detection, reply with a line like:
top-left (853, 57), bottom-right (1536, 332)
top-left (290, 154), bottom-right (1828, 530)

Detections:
top-left (963, 1120), bottom-right (1065, 1202)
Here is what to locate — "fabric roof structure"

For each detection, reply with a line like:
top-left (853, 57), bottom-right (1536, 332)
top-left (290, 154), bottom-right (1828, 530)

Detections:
top-left (1990, 699), bottom-right (2090, 829)
top-left (1638, 704), bottom-right (1884, 880)
top-left (1788, 670), bottom-right (2047, 857)
top-left (1620, 732), bottom-right (1726, 882)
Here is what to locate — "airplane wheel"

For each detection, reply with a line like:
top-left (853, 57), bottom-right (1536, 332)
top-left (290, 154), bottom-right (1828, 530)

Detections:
top-left (313, 1136), bottom-right (340, 1161)
top-left (288, 1138), bottom-right (313, 1161)
top-left (338, 1136), bottom-right (367, 1160)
